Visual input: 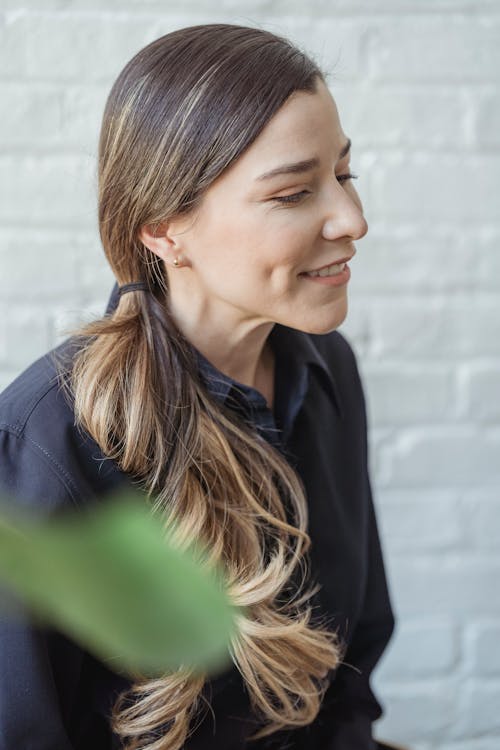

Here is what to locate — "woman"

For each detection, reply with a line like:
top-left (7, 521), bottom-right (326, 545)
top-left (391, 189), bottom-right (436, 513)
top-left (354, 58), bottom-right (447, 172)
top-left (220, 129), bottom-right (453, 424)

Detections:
top-left (0, 23), bottom-right (396, 750)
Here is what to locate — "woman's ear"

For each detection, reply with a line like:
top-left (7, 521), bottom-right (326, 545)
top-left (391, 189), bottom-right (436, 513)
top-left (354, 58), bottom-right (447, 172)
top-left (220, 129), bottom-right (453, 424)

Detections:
top-left (139, 209), bottom-right (197, 267)
top-left (138, 221), bottom-right (175, 262)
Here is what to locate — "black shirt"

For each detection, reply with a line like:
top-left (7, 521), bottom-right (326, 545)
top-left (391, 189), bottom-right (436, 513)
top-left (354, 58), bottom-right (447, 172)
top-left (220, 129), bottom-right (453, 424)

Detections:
top-left (0, 284), bottom-right (395, 749)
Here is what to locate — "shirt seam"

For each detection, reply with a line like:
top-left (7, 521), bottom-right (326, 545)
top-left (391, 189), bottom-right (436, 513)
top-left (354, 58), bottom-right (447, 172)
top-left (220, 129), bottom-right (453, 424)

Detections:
top-left (3, 374), bottom-right (62, 435)
top-left (0, 423), bottom-right (82, 508)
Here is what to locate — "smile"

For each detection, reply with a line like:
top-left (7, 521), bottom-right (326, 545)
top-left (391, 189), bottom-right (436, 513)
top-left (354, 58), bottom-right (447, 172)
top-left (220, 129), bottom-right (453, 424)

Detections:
top-left (302, 250), bottom-right (355, 275)
top-left (303, 262), bottom-right (346, 278)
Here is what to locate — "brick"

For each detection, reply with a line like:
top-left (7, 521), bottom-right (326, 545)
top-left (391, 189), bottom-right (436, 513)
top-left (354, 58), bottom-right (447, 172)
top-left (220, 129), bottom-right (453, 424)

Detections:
top-left (117, 0), bottom-right (500, 11)
top-left (386, 555), bottom-right (500, 616)
top-left (0, 12), bottom-right (29, 79)
top-left (2, 1), bottom-right (83, 6)
top-left (0, 231), bottom-right (79, 301)
top-left (461, 490), bottom-right (500, 551)
top-left (381, 428), bottom-right (500, 487)
top-left (60, 85), bottom-right (108, 150)
top-left (371, 680), bottom-right (456, 743)
top-left (375, 489), bottom-right (462, 551)
top-left (465, 621), bottom-right (500, 676)
top-left (476, 229), bottom-right (500, 291)
top-left (312, 0), bottom-right (500, 9)
top-left (462, 365), bottom-right (500, 423)
top-left (436, 739), bottom-right (500, 750)
top-left (348, 225), bottom-right (483, 293)
top-left (0, 228), bottom-right (111, 306)
top-left (364, 152), bottom-right (500, 224)
top-left (24, 14), bottom-right (179, 83)
top-left (375, 617), bottom-right (459, 679)
top-left (476, 90), bottom-right (500, 148)
top-left (450, 681), bottom-right (500, 738)
top-left (272, 17), bottom-right (367, 81)
top-left (74, 237), bottom-right (116, 306)
top-left (367, 426), bottom-right (394, 480)
top-left (334, 85), bottom-right (467, 149)
top-left (0, 155), bottom-right (96, 226)
top-left (360, 363), bottom-right (454, 425)
top-left (48, 297), bottom-right (117, 348)
top-left (368, 297), bottom-right (500, 359)
top-left (0, 304), bottom-right (51, 371)
top-left (0, 83), bottom-right (62, 145)
top-left (367, 17), bottom-right (500, 83)
top-left (48, 306), bottom-right (92, 348)
top-left (337, 303), bottom-right (371, 359)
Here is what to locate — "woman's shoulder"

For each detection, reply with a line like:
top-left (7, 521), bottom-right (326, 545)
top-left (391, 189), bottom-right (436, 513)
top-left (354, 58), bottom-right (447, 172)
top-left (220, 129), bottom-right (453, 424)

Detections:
top-left (0, 338), bottom-right (74, 435)
top-left (0, 338), bottom-right (129, 518)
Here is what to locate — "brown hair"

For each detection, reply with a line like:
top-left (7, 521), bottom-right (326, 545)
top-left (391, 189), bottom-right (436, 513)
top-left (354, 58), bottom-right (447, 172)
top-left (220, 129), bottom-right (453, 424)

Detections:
top-left (64, 23), bottom-right (343, 750)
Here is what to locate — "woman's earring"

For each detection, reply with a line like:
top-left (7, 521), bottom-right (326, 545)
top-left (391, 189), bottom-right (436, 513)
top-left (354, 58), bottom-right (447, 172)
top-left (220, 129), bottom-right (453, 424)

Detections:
top-left (173, 257), bottom-right (180, 267)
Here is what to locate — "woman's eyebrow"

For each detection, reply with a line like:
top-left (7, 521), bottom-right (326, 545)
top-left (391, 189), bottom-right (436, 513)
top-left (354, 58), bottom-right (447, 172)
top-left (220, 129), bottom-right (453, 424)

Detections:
top-left (255, 138), bottom-right (351, 181)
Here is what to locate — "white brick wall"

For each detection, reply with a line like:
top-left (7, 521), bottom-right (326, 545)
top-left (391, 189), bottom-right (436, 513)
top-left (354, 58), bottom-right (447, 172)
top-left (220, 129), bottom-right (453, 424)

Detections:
top-left (1, 2), bottom-right (499, 748)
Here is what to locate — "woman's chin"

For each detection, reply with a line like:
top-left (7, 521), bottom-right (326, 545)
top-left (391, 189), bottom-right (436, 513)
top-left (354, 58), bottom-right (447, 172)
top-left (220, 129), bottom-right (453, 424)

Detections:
top-left (292, 301), bottom-right (348, 336)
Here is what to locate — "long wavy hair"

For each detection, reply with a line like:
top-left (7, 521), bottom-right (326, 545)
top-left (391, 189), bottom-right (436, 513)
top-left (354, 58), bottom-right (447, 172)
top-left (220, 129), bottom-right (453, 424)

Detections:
top-left (62, 23), bottom-right (344, 750)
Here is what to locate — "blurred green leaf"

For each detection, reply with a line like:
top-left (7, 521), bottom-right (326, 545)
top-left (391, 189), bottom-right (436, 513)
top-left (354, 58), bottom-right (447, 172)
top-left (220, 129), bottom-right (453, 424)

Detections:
top-left (0, 492), bottom-right (238, 678)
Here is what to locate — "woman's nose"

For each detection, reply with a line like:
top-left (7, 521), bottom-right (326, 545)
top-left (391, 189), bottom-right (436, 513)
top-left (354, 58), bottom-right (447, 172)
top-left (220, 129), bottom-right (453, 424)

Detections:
top-left (322, 186), bottom-right (369, 242)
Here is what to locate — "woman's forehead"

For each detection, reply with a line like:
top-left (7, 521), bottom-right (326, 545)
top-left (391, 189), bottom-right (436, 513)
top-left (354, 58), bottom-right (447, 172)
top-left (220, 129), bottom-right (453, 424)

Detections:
top-left (219, 83), bottom-right (346, 185)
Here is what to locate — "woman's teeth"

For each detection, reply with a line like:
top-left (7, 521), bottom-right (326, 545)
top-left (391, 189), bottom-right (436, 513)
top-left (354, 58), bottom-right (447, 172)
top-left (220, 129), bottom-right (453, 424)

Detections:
top-left (305, 262), bottom-right (346, 278)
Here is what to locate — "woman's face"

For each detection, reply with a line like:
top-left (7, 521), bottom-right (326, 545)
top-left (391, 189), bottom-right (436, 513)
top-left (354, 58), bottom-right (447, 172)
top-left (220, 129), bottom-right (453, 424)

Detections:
top-left (148, 76), bottom-right (368, 337)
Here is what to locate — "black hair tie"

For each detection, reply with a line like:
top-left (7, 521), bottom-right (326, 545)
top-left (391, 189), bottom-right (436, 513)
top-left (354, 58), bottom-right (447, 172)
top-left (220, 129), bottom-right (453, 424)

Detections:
top-left (117, 282), bottom-right (149, 297)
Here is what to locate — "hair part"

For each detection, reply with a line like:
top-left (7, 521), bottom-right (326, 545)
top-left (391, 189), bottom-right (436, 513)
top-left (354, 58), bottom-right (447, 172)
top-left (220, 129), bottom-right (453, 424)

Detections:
top-left (61, 22), bottom-right (343, 750)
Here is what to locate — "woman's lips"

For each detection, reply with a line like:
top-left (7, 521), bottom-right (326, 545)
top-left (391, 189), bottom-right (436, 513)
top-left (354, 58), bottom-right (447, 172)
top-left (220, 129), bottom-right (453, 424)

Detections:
top-left (302, 252), bottom-right (355, 274)
top-left (300, 264), bottom-right (351, 286)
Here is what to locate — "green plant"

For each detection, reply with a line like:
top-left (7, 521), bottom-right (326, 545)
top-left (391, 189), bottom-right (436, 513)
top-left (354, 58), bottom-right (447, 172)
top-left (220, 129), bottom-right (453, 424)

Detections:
top-left (0, 492), bottom-right (237, 678)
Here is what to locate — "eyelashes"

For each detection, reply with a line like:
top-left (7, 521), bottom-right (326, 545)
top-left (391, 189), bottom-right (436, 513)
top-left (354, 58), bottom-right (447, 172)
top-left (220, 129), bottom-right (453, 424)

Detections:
top-left (273, 173), bottom-right (359, 205)
top-left (273, 190), bottom-right (311, 205)
top-left (338, 172), bottom-right (358, 184)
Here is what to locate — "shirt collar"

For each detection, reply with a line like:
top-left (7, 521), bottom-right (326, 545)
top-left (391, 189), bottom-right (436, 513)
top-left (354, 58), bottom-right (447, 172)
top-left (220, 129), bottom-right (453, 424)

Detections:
top-left (273, 323), bottom-right (343, 418)
top-left (196, 323), bottom-right (342, 419)
top-left (104, 283), bottom-right (342, 418)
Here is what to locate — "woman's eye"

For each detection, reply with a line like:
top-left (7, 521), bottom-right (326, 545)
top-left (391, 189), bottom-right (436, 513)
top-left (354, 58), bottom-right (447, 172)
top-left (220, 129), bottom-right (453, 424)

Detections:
top-left (272, 190), bottom-right (311, 205)
top-left (272, 173), bottom-right (358, 205)
top-left (337, 172), bottom-right (358, 184)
